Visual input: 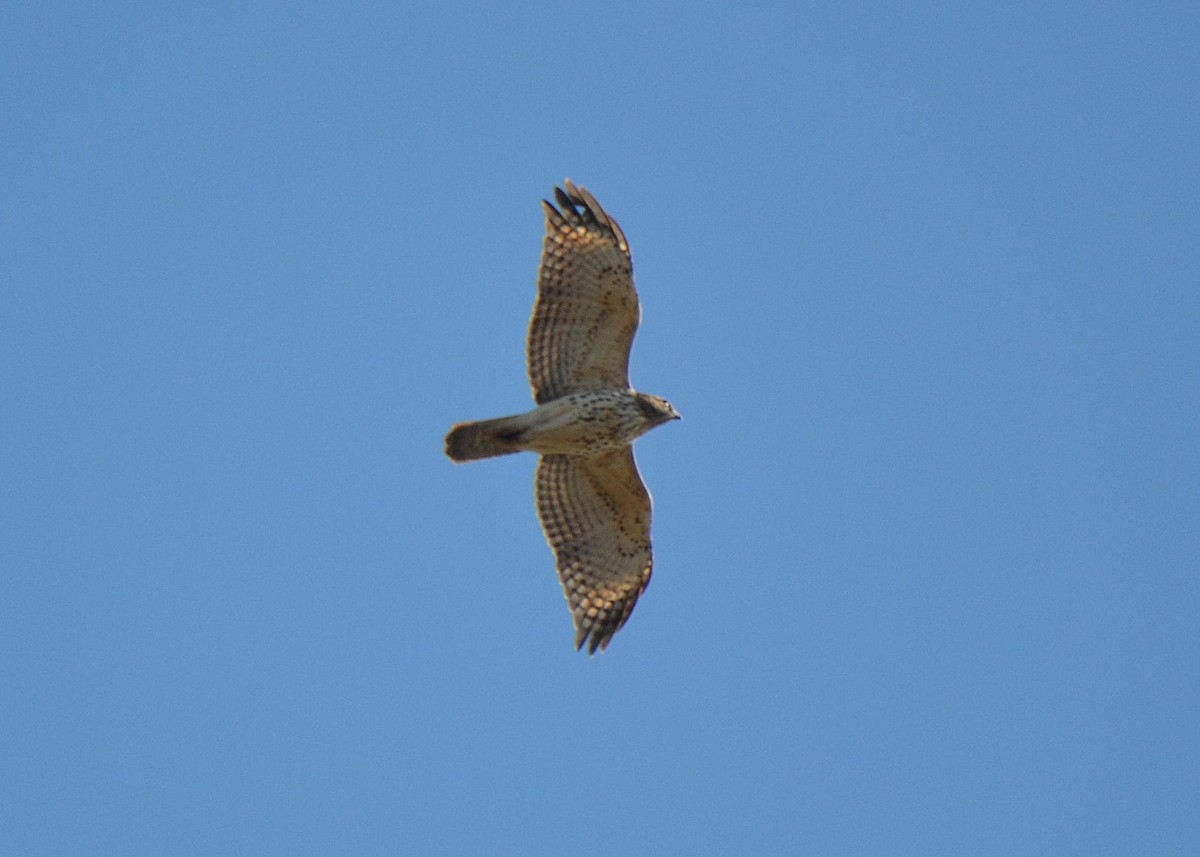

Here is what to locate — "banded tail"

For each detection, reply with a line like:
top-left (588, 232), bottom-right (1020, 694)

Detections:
top-left (444, 415), bottom-right (527, 462)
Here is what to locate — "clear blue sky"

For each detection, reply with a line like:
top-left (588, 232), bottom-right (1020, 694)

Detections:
top-left (4, 3), bottom-right (1198, 854)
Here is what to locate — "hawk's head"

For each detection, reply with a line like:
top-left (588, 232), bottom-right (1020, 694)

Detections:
top-left (635, 392), bottom-right (681, 427)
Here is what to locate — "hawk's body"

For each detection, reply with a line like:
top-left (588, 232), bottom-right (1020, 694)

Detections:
top-left (445, 181), bottom-right (678, 654)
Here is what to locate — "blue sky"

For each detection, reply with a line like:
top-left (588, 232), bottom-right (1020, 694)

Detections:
top-left (4, 2), bottom-right (1198, 854)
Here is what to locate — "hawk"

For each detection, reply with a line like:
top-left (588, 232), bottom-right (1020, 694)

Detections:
top-left (445, 181), bottom-right (679, 654)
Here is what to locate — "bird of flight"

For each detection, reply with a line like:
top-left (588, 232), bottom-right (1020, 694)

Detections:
top-left (445, 181), bottom-right (679, 653)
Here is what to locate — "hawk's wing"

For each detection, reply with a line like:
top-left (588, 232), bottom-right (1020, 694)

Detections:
top-left (528, 181), bottom-right (640, 404)
top-left (535, 449), bottom-right (653, 654)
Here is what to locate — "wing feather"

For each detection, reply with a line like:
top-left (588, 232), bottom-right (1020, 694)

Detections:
top-left (535, 449), bottom-right (653, 653)
top-left (528, 181), bottom-right (640, 404)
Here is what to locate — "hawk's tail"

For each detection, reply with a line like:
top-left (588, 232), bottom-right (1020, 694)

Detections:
top-left (444, 416), bottom-right (527, 462)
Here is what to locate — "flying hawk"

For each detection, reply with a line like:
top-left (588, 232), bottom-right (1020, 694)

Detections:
top-left (445, 181), bottom-right (679, 653)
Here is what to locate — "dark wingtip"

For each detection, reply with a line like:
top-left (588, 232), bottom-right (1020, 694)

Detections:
top-left (574, 626), bottom-right (607, 656)
top-left (574, 623), bottom-right (616, 655)
top-left (547, 178), bottom-right (629, 253)
top-left (554, 185), bottom-right (576, 213)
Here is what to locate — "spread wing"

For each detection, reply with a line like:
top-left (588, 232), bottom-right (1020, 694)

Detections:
top-left (535, 449), bottom-right (653, 654)
top-left (528, 181), bottom-right (640, 404)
